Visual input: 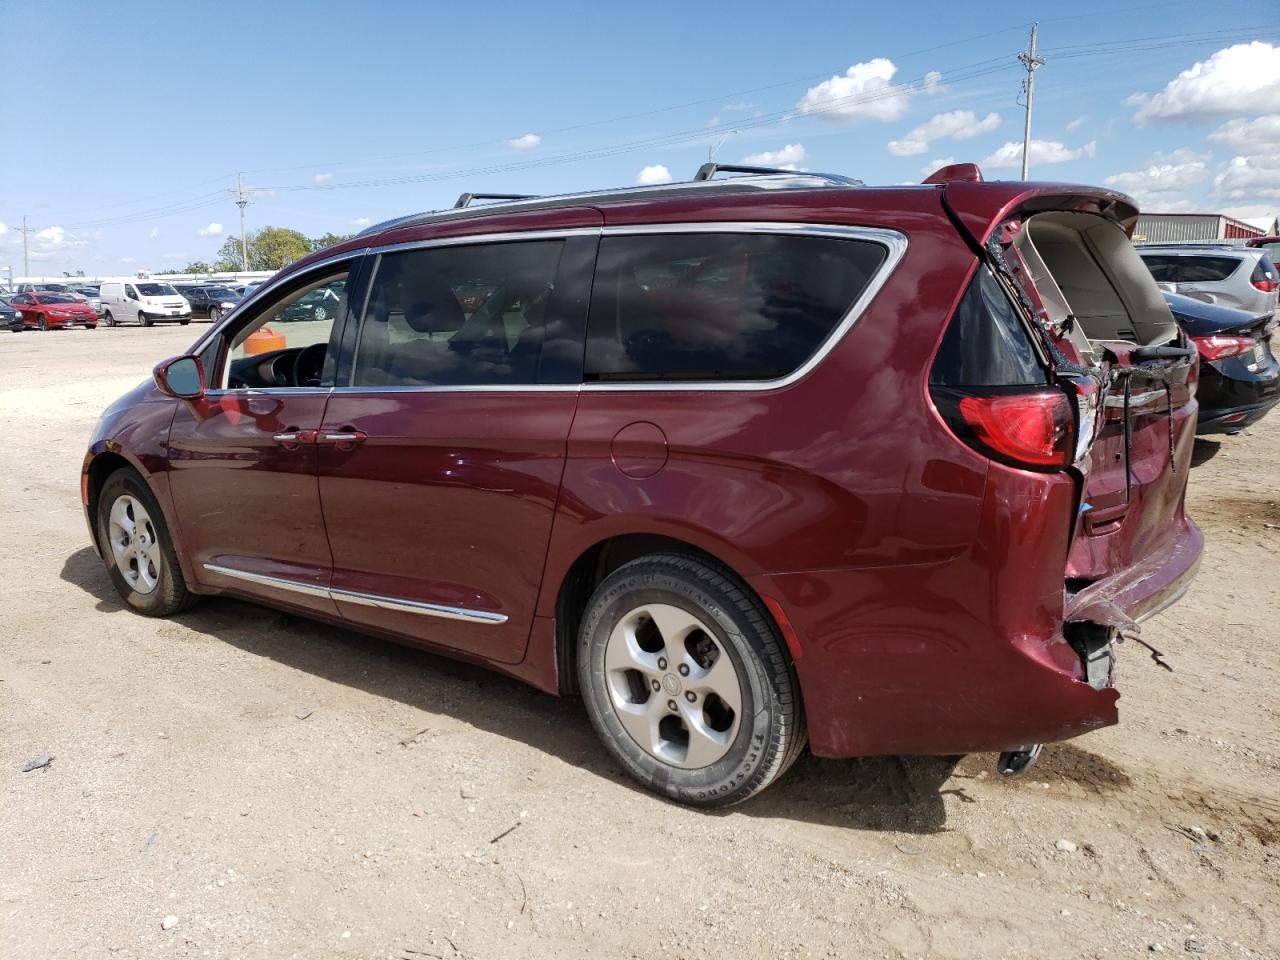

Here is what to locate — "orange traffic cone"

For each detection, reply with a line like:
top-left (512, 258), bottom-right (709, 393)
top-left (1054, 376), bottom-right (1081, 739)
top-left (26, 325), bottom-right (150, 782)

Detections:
top-left (244, 326), bottom-right (287, 356)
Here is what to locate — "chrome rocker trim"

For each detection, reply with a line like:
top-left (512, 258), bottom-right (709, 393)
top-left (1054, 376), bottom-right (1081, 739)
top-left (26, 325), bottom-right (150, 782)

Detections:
top-left (202, 563), bottom-right (508, 625)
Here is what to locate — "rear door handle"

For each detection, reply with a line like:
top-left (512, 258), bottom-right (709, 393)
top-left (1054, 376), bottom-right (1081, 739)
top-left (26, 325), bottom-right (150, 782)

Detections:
top-left (319, 430), bottom-right (368, 447)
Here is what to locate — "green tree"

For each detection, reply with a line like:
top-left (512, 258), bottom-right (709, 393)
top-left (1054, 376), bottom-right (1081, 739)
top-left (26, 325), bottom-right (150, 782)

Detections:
top-left (310, 232), bottom-right (354, 252)
top-left (214, 235), bottom-right (246, 271)
top-left (183, 261), bottom-right (211, 274)
top-left (251, 226), bottom-right (311, 271)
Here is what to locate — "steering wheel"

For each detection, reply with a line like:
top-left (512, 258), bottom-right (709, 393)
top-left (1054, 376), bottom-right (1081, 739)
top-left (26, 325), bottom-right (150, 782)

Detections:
top-left (291, 342), bottom-right (327, 387)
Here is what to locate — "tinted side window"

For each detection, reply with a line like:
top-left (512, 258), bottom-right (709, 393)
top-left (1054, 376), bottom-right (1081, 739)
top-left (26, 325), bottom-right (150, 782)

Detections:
top-left (584, 233), bottom-right (886, 382)
top-left (352, 240), bottom-right (567, 387)
top-left (1139, 255), bottom-right (1180, 283)
top-left (1178, 256), bottom-right (1241, 282)
top-left (931, 268), bottom-right (1047, 387)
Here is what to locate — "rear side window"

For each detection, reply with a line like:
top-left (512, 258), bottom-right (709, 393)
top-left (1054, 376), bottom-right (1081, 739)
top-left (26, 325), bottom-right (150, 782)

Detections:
top-left (930, 267), bottom-right (1046, 387)
top-left (1176, 256), bottom-right (1241, 282)
top-left (584, 233), bottom-right (886, 382)
top-left (352, 239), bottom-right (567, 387)
top-left (1251, 256), bottom-right (1276, 283)
top-left (1139, 255), bottom-right (1180, 283)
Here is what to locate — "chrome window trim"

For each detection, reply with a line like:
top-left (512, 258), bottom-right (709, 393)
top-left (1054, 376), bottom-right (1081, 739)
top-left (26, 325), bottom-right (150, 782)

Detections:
top-left (202, 562), bottom-right (508, 625)
top-left (330, 221), bottom-right (906, 395)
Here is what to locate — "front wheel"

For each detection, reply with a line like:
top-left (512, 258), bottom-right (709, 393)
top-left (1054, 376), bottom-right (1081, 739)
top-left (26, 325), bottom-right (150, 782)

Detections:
top-left (37, 314), bottom-right (48, 331)
top-left (86, 324), bottom-right (97, 330)
top-left (139, 311), bottom-right (153, 328)
top-left (578, 553), bottom-right (806, 807)
top-left (208, 307), bottom-right (221, 323)
top-left (96, 468), bottom-right (195, 616)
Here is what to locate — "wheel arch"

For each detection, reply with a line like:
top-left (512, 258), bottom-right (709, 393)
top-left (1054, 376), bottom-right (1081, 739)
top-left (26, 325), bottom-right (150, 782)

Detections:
top-left (548, 531), bottom-right (791, 698)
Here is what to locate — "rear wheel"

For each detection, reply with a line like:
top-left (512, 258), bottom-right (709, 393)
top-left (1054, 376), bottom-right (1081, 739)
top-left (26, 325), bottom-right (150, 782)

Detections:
top-left (96, 467), bottom-right (195, 616)
top-left (578, 553), bottom-right (806, 807)
top-left (139, 311), bottom-right (153, 328)
top-left (103, 310), bottom-right (116, 326)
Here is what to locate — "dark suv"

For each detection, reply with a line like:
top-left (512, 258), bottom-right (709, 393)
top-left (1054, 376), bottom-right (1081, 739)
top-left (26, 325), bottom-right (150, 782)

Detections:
top-left (81, 162), bottom-right (1202, 806)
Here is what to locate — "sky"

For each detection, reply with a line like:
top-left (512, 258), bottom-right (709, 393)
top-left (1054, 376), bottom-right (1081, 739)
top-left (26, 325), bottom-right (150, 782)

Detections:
top-left (1, 0), bottom-right (1278, 278)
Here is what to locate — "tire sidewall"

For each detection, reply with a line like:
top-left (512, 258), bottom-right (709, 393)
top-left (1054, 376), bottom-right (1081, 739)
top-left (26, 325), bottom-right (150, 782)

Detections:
top-left (579, 562), bottom-right (780, 806)
top-left (96, 469), bottom-right (186, 616)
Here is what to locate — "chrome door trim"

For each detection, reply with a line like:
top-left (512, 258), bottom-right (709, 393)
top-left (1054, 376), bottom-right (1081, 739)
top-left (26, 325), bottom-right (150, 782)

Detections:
top-left (202, 563), bottom-right (331, 599)
top-left (369, 226), bottom-right (602, 257)
top-left (201, 562), bottom-right (508, 625)
top-left (329, 586), bottom-right (508, 624)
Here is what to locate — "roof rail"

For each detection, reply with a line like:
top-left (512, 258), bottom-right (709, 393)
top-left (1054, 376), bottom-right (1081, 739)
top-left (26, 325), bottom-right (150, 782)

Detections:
top-left (693, 162), bottom-right (862, 186)
top-left (454, 192), bottom-right (539, 209)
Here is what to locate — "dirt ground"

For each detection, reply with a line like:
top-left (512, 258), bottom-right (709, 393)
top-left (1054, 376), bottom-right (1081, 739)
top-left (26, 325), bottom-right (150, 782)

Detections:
top-left (1, 324), bottom-right (1277, 960)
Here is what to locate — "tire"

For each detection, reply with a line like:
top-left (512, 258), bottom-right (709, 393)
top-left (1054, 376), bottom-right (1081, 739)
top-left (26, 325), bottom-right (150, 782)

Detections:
top-left (139, 312), bottom-right (154, 327)
top-left (313, 305), bottom-right (328, 322)
top-left (95, 467), bottom-right (196, 617)
top-left (86, 324), bottom-right (97, 330)
top-left (103, 310), bottom-right (116, 327)
top-left (578, 553), bottom-right (806, 807)
top-left (37, 314), bottom-right (48, 331)
top-left (208, 307), bottom-right (220, 323)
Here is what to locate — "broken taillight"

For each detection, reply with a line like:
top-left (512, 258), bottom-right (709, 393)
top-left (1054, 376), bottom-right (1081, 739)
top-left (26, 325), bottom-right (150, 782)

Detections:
top-left (933, 387), bottom-right (1075, 471)
top-left (1191, 334), bottom-right (1256, 361)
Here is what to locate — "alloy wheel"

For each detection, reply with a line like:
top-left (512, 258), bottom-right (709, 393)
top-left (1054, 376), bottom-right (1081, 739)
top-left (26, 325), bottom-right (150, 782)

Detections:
top-left (209, 307), bottom-right (220, 323)
top-left (603, 602), bottom-right (742, 769)
top-left (107, 494), bottom-right (163, 595)
top-left (38, 315), bottom-right (48, 331)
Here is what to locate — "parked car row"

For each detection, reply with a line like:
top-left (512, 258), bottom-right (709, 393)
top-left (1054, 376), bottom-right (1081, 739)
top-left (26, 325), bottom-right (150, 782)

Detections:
top-left (1133, 244), bottom-right (1279, 434)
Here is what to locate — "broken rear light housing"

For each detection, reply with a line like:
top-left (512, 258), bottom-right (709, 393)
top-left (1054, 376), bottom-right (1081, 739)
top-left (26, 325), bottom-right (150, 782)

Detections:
top-left (932, 386), bottom-right (1075, 471)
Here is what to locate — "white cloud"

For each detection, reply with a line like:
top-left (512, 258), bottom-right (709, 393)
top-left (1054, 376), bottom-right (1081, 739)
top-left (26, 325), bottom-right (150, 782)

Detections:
top-left (147, 226), bottom-right (159, 239)
top-left (723, 100), bottom-right (752, 112)
top-left (314, 172), bottom-right (333, 184)
top-left (920, 156), bottom-right (956, 176)
top-left (198, 222), bottom-right (224, 237)
top-left (1128, 42), bottom-right (1280, 124)
top-left (740, 143), bottom-right (806, 170)
top-left (797, 59), bottom-right (941, 123)
top-left (352, 216), bottom-right (372, 227)
top-left (1219, 203), bottom-right (1280, 221)
top-left (1214, 153), bottom-right (1280, 200)
top-left (1103, 149), bottom-right (1210, 206)
top-left (887, 110), bottom-right (1001, 156)
top-left (120, 257), bottom-right (136, 264)
top-left (981, 139), bottom-right (1097, 170)
top-left (635, 164), bottom-right (673, 186)
top-left (1065, 115), bottom-right (1088, 133)
top-left (506, 133), bottom-right (541, 150)
top-left (1208, 114), bottom-right (1280, 154)
top-left (0, 222), bottom-right (7, 237)
top-left (36, 226), bottom-right (67, 245)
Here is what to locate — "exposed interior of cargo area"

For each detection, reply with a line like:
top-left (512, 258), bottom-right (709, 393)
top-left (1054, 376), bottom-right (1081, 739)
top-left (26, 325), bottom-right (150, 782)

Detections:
top-left (993, 206), bottom-right (1202, 690)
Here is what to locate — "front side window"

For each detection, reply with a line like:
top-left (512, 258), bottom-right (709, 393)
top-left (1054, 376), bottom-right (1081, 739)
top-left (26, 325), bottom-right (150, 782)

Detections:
top-left (584, 233), bottom-right (887, 382)
top-left (221, 271), bottom-right (348, 389)
top-left (352, 240), bottom-right (566, 387)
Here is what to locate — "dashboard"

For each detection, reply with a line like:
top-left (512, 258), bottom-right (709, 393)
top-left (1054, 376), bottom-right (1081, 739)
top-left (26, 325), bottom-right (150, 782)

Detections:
top-left (226, 343), bottom-right (327, 389)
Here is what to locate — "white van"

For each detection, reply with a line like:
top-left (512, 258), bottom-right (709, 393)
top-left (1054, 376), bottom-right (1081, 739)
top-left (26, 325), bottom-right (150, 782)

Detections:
top-left (100, 281), bottom-right (192, 327)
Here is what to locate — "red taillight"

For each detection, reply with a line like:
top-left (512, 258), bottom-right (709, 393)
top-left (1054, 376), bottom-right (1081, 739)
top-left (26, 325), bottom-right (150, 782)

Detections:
top-left (932, 387), bottom-right (1074, 471)
top-left (1191, 334), bottom-right (1255, 361)
top-left (956, 392), bottom-right (1074, 468)
top-left (1253, 278), bottom-right (1279, 293)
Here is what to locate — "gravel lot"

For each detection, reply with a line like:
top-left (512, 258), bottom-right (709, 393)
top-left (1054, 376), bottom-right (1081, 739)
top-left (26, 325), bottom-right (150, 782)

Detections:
top-left (2, 324), bottom-right (1278, 959)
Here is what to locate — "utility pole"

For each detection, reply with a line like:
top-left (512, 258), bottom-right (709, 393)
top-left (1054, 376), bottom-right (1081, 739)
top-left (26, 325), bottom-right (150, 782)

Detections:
top-left (228, 173), bottom-right (258, 270)
top-left (19, 216), bottom-right (31, 278)
top-left (1018, 23), bottom-right (1046, 181)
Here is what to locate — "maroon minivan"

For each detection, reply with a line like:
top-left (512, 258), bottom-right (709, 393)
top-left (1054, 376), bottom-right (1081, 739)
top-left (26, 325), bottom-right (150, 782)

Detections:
top-left (82, 162), bottom-right (1202, 806)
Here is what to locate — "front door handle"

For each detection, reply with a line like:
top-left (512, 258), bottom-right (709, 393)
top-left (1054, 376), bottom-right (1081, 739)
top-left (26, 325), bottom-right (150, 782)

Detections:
top-left (272, 429), bottom-right (317, 449)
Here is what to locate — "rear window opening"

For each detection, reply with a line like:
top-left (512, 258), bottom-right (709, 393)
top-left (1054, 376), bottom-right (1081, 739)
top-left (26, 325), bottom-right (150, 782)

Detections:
top-left (1011, 211), bottom-right (1178, 354)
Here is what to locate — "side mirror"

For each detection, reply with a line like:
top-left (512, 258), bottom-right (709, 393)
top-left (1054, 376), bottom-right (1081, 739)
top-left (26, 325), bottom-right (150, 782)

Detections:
top-left (153, 355), bottom-right (205, 400)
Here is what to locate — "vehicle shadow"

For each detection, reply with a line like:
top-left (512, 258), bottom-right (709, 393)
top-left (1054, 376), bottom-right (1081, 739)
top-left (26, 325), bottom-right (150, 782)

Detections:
top-left (63, 546), bottom-right (967, 833)
top-left (1191, 438), bottom-right (1222, 468)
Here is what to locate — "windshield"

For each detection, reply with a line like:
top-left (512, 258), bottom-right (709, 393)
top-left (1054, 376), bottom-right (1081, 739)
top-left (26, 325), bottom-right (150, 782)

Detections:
top-left (204, 287), bottom-right (239, 300)
top-left (42, 294), bottom-right (78, 304)
top-left (137, 283), bottom-right (179, 297)
top-left (37, 283), bottom-right (71, 292)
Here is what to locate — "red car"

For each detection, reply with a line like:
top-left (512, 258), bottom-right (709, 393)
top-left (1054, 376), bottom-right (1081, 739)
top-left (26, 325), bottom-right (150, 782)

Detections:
top-left (11, 292), bottom-right (98, 330)
top-left (81, 161), bottom-right (1202, 806)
